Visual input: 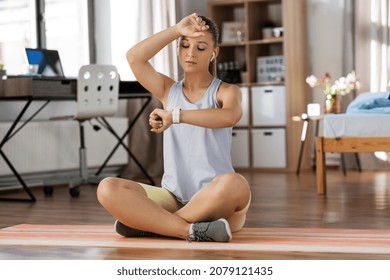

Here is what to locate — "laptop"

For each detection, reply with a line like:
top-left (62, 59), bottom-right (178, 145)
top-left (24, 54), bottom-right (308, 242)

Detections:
top-left (25, 48), bottom-right (65, 78)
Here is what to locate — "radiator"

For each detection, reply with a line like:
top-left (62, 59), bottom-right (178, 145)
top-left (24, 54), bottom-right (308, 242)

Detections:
top-left (0, 118), bottom-right (128, 177)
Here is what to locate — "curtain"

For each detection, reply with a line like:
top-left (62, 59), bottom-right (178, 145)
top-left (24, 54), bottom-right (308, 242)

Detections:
top-left (343, 0), bottom-right (390, 97)
top-left (367, 0), bottom-right (390, 92)
top-left (120, 0), bottom-right (179, 184)
top-left (347, 0), bottom-right (390, 169)
top-left (342, 0), bottom-right (357, 108)
top-left (354, 0), bottom-right (390, 92)
top-left (138, 0), bottom-right (179, 80)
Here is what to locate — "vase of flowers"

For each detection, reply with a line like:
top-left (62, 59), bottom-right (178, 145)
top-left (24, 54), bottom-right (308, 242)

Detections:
top-left (306, 71), bottom-right (361, 114)
top-left (324, 93), bottom-right (341, 114)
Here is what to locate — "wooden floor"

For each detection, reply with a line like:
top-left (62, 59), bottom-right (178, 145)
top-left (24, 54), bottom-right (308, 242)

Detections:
top-left (0, 169), bottom-right (390, 260)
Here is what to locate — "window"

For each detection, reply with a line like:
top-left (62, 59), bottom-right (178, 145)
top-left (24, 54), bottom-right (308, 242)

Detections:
top-left (0, 0), bottom-right (177, 80)
top-left (0, 0), bottom-right (37, 75)
top-left (107, 1), bottom-right (139, 80)
top-left (44, 0), bottom-right (90, 77)
top-left (0, 0), bottom-right (89, 77)
top-left (106, 0), bottom-right (177, 80)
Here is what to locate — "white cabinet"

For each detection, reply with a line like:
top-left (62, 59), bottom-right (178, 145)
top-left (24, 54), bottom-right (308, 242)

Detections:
top-left (236, 86), bottom-right (249, 126)
top-left (252, 86), bottom-right (286, 126)
top-left (231, 129), bottom-right (249, 168)
top-left (252, 128), bottom-right (286, 168)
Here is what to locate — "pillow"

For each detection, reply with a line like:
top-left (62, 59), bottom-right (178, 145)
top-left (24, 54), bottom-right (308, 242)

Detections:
top-left (346, 92), bottom-right (390, 114)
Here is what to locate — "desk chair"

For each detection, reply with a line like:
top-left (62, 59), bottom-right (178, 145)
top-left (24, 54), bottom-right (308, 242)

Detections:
top-left (44, 64), bottom-right (119, 197)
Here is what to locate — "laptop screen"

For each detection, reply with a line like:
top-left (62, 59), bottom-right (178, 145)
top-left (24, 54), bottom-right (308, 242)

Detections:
top-left (25, 48), bottom-right (65, 77)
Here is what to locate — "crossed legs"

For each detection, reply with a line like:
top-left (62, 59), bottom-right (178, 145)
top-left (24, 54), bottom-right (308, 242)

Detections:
top-left (96, 173), bottom-right (250, 239)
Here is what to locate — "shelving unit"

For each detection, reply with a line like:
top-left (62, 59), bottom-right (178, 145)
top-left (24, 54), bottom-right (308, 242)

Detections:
top-left (208, 0), bottom-right (310, 171)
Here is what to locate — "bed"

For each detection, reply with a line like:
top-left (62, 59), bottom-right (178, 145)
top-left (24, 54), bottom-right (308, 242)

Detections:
top-left (315, 113), bottom-right (390, 195)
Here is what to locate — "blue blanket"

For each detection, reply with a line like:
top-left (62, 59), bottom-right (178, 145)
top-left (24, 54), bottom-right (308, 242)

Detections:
top-left (346, 92), bottom-right (390, 114)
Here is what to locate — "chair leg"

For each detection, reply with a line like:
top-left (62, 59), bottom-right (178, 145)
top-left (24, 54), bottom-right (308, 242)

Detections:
top-left (78, 121), bottom-right (88, 181)
top-left (44, 120), bottom-right (106, 197)
top-left (66, 121), bottom-right (88, 197)
top-left (69, 121), bottom-right (106, 197)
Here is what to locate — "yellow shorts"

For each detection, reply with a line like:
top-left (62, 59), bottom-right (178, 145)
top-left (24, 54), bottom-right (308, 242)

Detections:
top-left (139, 183), bottom-right (250, 232)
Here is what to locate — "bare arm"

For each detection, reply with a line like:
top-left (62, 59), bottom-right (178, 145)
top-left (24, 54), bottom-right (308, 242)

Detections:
top-left (126, 13), bottom-right (209, 105)
top-left (149, 83), bottom-right (243, 133)
top-left (181, 83), bottom-right (243, 127)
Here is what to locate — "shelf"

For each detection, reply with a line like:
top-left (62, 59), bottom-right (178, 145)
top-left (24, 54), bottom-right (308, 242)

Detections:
top-left (208, 0), bottom-right (246, 6)
top-left (219, 38), bottom-right (284, 47)
top-left (209, 0), bottom-right (309, 171)
top-left (248, 38), bottom-right (284, 45)
top-left (219, 42), bottom-right (246, 47)
top-left (236, 81), bottom-right (284, 87)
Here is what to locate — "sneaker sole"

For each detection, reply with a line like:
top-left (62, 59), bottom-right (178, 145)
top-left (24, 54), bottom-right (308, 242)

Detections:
top-left (115, 220), bottom-right (142, 237)
top-left (217, 218), bottom-right (232, 242)
top-left (115, 220), bottom-right (162, 238)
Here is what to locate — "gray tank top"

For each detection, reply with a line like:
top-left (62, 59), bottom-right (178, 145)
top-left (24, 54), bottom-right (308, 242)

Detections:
top-left (161, 77), bottom-right (234, 204)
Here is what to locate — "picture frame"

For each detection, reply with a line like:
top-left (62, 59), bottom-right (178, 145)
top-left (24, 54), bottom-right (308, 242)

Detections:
top-left (221, 21), bottom-right (245, 43)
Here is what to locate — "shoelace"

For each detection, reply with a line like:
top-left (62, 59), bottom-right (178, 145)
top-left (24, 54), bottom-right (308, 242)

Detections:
top-left (188, 223), bottom-right (213, 242)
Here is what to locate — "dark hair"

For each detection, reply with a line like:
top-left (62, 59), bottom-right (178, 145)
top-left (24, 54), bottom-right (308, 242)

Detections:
top-left (198, 15), bottom-right (219, 46)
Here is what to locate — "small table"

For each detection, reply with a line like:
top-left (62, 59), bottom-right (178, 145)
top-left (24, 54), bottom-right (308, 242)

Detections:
top-left (293, 113), bottom-right (361, 176)
top-left (292, 113), bottom-right (321, 175)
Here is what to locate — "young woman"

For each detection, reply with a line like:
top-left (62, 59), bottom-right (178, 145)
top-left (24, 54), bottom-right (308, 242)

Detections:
top-left (97, 13), bottom-right (251, 242)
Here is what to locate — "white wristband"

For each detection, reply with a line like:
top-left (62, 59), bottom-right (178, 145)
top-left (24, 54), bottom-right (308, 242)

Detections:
top-left (172, 108), bottom-right (181, 124)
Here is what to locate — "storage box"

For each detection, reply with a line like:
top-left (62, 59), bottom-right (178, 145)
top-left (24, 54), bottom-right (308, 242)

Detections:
top-left (252, 128), bottom-right (286, 168)
top-left (231, 129), bottom-right (249, 168)
top-left (236, 86), bottom-right (249, 126)
top-left (252, 86), bottom-right (286, 126)
top-left (257, 55), bottom-right (284, 82)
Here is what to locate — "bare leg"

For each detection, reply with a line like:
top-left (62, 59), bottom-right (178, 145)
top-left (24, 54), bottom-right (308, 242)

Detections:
top-left (97, 173), bottom-right (250, 239)
top-left (97, 177), bottom-right (190, 239)
top-left (175, 173), bottom-right (251, 223)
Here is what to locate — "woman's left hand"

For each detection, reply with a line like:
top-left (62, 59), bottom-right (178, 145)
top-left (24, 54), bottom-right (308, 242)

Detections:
top-left (149, 108), bottom-right (173, 133)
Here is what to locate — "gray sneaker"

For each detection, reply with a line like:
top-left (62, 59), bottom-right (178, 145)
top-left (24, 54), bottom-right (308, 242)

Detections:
top-left (115, 220), bottom-right (160, 238)
top-left (189, 218), bottom-right (232, 242)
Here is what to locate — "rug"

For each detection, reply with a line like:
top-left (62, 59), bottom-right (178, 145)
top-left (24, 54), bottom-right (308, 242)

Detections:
top-left (1, 224), bottom-right (390, 254)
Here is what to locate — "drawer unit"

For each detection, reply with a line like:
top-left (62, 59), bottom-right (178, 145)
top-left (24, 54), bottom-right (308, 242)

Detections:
top-left (231, 129), bottom-right (249, 168)
top-left (252, 128), bottom-right (286, 168)
top-left (236, 86), bottom-right (249, 126)
top-left (252, 86), bottom-right (286, 126)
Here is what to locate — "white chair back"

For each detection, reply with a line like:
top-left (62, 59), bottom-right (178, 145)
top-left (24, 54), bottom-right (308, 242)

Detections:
top-left (76, 64), bottom-right (119, 119)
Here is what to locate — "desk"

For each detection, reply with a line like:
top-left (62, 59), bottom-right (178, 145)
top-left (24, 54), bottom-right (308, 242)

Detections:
top-left (0, 77), bottom-right (154, 202)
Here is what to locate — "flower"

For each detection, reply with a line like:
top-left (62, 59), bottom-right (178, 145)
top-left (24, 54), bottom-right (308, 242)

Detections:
top-left (0, 61), bottom-right (4, 70)
top-left (306, 71), bottom-right (361, 96)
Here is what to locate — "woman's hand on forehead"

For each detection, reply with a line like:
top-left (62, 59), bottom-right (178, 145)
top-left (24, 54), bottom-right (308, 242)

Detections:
top-left (177, 13), bottom-right (209, 38)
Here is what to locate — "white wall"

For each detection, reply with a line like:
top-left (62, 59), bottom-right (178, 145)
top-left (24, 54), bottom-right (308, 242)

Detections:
top-left (307, 0), bottom-right (345, 106)
top-left (179, 0), bottom-right (207, 17)
top-left (94, 0), bottom-right (112, 64)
